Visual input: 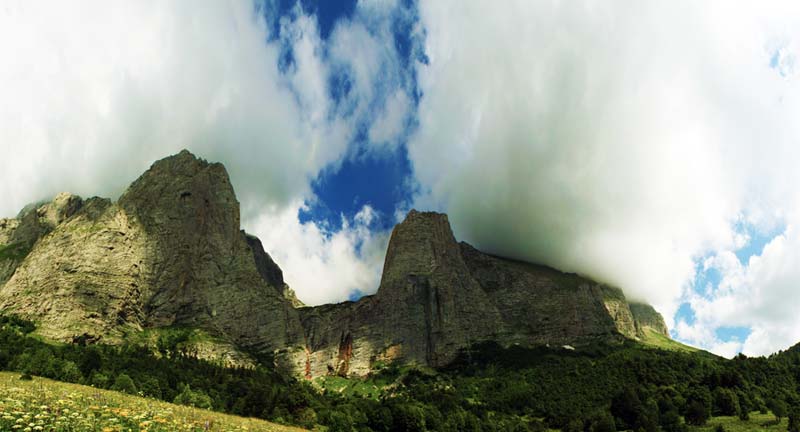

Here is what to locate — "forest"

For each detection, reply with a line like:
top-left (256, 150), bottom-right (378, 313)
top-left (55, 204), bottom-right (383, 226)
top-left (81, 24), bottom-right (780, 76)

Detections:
top-left (3, 314), bottom-right (800, 431)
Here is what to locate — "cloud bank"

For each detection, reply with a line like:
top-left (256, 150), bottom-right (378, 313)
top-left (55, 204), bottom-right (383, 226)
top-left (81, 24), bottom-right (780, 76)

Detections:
top-left (408, 1), bottom-right (800, 346)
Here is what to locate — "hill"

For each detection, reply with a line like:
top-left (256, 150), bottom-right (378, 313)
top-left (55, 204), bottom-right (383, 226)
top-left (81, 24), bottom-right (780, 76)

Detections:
top-left (0, 371), bottom-right (304, 432)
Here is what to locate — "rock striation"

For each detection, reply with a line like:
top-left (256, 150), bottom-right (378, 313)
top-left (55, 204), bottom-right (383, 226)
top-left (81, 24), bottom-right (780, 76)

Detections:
top-left (0, 151), bottom-right (670, 376)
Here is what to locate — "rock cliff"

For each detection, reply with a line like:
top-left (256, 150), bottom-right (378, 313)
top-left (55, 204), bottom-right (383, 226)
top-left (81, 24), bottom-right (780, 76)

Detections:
top-left (281, 211), bottom-right (655, 377)
top-left (0, 151), bottom-right (670, 376)
top-left (0, 151), bottom-right (303, 364)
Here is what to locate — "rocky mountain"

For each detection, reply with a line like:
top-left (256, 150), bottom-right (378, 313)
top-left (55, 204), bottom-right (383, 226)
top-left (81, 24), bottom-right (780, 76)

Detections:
top-left (0, 151), bottom-right (670, 378)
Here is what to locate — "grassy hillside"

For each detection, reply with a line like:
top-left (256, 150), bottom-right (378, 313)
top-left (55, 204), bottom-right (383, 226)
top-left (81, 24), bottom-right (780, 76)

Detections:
top-left (7, 312), bottom-right (800, 431)
top-left (697, 412), bottom-right (788, 432)
top-left (639, 327), bottom-right (703, 354)
top-left (0, 372), bottom-right (305, 432)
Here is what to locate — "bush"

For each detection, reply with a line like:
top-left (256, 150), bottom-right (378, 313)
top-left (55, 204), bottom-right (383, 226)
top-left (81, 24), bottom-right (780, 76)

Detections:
top-left (59, 360), bottom-right (82, 383)
top-left (789, 407), bottom-right (800, 432)
top-left (768, 399), bottom-right (788, 422)
top-left (589, 412), bottom-right (617, 432)
top-left (173, 384), bottom-right (213, 410)
top-left (685, 400), bottom-right (709, 426)
top-left (90, 371), bottom-right (110, 388)
top-left (713, 387), bottom-right (740, 416)
top-left (111, 373), bottom-right (137, 394)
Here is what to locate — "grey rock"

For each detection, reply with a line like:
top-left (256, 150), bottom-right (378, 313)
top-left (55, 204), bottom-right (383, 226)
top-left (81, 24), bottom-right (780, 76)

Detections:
top-left (0, 151), bottom-right (670, 377)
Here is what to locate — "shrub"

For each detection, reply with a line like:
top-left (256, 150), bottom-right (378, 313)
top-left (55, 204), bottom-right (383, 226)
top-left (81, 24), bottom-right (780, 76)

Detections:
top-left (789, 407), bottom-right (800, 432)
top-left (111, 373), bottom-right (137, 395)
top-left (685, 400), bottom-right (709, 426)
top-left (713, 387), bottom-right (740, 416)
top-left (768, 398), bottom-right (788, 422)
top-left (173, 384), bottom-right (213, 410)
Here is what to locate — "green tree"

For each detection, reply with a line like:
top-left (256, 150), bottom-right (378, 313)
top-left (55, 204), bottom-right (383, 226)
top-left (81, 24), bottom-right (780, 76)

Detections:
top-left (173, 384), bottom-right (213, 409)
top-left (769, 399), bottom-right (788, 423)
top-left (611, 388), bottom-right (642, 430)
top-left (59, 360), bottom-right (82, 383)
top-left (789, 406), bottom-right (800, 432)
top-left (589, 411), bottom-right (617, 432)
top-left (111, 373), bottom-right (137, 394)
top-left (685, 400), bottom-right (709, 426)
top-left (713, 387), bottom-right (740, 416)
top-left (738, 392), bottom-right (751, 421)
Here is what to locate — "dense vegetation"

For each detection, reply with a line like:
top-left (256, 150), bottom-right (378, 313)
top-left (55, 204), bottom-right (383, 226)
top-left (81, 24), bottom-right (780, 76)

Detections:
top-left (4, 315), bottom-right (800, 431)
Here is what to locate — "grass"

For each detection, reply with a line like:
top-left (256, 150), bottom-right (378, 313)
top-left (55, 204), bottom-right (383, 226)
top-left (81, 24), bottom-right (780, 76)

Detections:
top-left (639, 327), bottom-right (705, 354)
top-left (0, 372), bottom-right (305, 432)
top-left (692, 412), bottom-right (787, 431)
top-left (313, 375), bottom-right (386, 400)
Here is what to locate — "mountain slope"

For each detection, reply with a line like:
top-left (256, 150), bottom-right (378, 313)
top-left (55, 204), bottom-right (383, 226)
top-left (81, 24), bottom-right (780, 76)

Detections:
top-left (0, 150), bottom-right (672, 378)
top-left (0, 372), bottom-right (304, 432)
top-left (285, 210), bottom-right (663, 378)
top-left (0, 151), bottom-right (303, 364)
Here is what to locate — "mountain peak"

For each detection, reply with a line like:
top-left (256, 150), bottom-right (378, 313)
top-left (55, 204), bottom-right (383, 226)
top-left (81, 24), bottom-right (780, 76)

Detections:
top-left (380, 209), bottom-right (458, 288)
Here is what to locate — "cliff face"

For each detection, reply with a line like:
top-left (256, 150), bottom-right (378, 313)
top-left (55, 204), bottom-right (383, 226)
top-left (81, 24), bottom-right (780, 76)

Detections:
top-left (0, 151), bottom-right (303, 364)
top-left (280, 210), bottom-right (660, 378)
top-left (0, 151), bottom-right (670, 376)
top-left (630, 302), bottom-right (670, 337)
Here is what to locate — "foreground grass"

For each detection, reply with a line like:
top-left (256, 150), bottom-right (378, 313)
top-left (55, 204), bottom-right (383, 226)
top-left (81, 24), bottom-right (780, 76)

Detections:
top-left (0, 372), bottom-right (305, 432)
top-left (692, 412), bottom-right (787, 432)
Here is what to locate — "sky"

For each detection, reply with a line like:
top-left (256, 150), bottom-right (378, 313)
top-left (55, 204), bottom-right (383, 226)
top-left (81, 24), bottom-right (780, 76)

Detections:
top-left (1, 0), bottom-right (800, 358)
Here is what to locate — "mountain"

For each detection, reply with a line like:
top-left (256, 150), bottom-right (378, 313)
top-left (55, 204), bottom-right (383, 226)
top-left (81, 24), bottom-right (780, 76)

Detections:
top-left (0, 150), bottom-right (669, 378)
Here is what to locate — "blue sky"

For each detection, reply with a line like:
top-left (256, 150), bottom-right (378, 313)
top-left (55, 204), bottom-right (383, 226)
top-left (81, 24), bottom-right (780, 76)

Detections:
top-left (266, 0), bottom-right (420, 232)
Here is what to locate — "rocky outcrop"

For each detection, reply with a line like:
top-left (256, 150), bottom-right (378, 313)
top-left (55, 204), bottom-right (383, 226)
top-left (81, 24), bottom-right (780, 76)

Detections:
top-left (0, 151), bottom-right (303, 362)
top-left (630, 302), bottom-right (670, 337)
top-left (0, 192), bottom-right (84, 285)
top-left (0, 151), bottom-right (670, 377)
top-left (280, 210), bottom-right (655, 378)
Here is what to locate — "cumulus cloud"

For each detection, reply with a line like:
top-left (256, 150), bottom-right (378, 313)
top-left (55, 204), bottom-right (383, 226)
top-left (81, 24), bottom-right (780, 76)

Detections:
top-left (676, 221), bottom-right (800, 357)
top-left (250, 203), bottom-right (389, 305)
top-left (408, 1), bottom-right (800, 341)
top-left (0, 1), bottom-right (318, 214)
top-left (0, 0), bottom-right (413, 305)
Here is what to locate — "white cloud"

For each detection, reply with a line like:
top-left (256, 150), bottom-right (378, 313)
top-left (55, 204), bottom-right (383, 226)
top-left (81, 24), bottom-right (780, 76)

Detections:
top-left (249, 203), bottom-right (389, 305)
top-left (0, 0), bottom-right (325, 215)
top-left (698, 224), bottom-right (800, 356)
top-left (369, 90), bottom-right (410, 147)
top-left (408, 1), bottom-right (800, 351)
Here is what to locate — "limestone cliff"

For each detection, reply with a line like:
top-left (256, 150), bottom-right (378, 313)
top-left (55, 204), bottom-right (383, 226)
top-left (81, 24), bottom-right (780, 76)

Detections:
top-left (0, 151), bottom-right (670, 377)
top-left (630, 302), bottom-right (670, 338)
top-left (0, 151), bottom-right (303, 363)
top-left (0, 192), bottom-right (84, 285)
top-left (280, 210), bottom-right (657, 378)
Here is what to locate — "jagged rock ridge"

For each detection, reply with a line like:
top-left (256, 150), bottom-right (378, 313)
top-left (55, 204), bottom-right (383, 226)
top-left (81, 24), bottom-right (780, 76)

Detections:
top-left (0, 151), bottom-right (670, 376)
